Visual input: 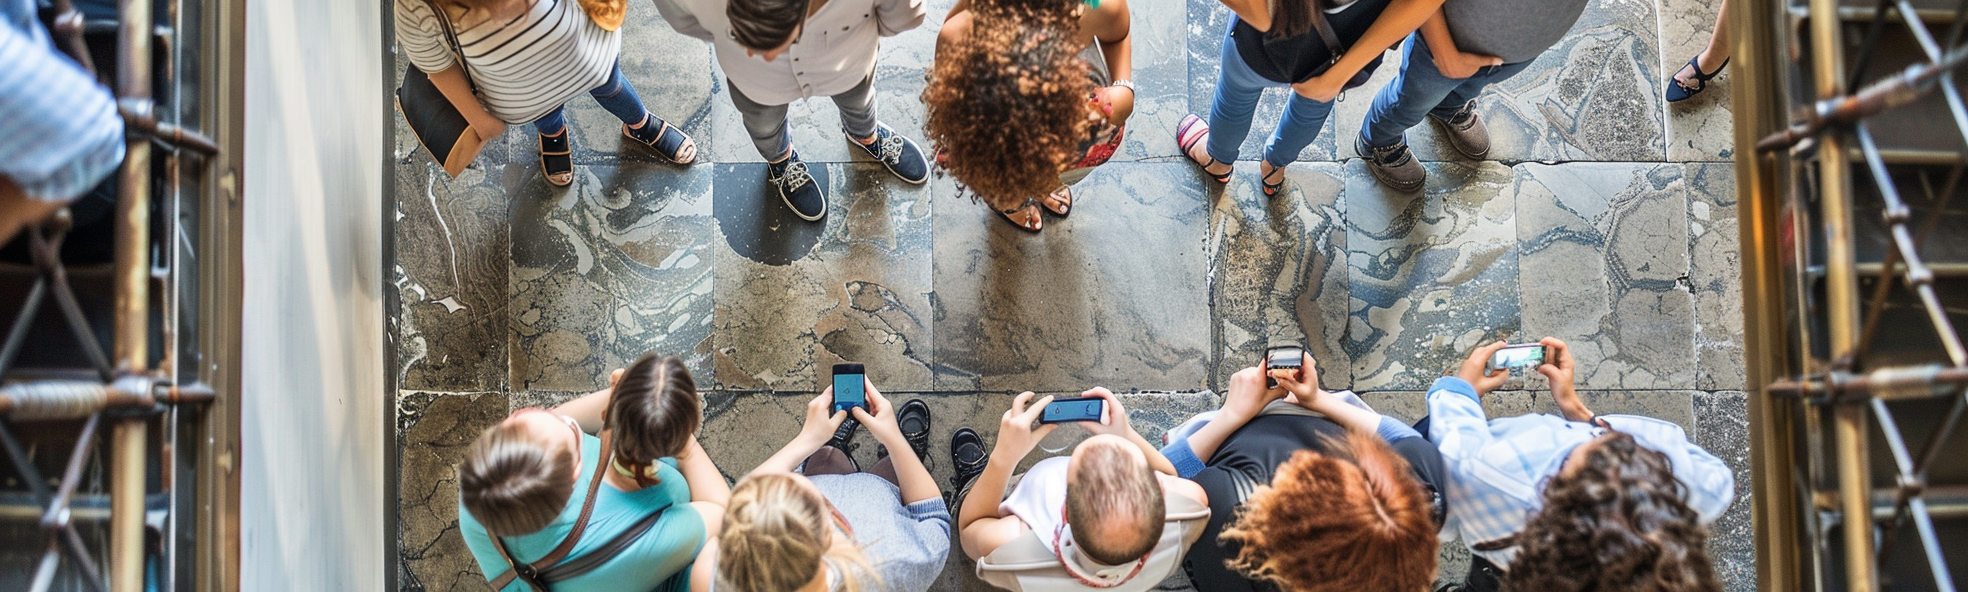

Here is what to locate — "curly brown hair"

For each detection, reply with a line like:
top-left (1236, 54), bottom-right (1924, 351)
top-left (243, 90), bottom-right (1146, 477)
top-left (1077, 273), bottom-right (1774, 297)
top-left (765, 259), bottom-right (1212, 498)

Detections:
top-left (1218, 431), bottom-right (1439, 592)
top-left (1491, 432), bottom-right (1721, 592)
top-left (922, 0), bottom-right (1102, 208)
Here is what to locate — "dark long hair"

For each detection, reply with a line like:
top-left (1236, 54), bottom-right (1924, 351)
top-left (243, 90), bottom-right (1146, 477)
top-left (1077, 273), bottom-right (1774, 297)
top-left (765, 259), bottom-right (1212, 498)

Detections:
top-left (727, 0), bottom-right (811, 50)
top-left (1492, 432), bottom-right (1721, 592)
top-left (606, 353), bottom-right (702, 484)
top-left (1268, 0), bottom-right (1317, 38)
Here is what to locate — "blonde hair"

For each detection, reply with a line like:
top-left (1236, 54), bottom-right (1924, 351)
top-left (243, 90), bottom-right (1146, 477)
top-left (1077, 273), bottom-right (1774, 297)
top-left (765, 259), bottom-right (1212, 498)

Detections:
top-left (717, 473), bottom-right (881, 592)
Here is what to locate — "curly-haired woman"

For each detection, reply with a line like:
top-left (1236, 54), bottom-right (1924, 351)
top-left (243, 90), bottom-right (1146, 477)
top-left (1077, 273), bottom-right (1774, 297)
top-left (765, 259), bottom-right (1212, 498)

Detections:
top-left (1158, 353), bottom-right (1446, 591)
top-left (1418, 338), bottom-right (1735, 592)
top-left (925, 0), bottom-right (1133, 232)
top-left (1177, 0), bottom-right (1445, 197)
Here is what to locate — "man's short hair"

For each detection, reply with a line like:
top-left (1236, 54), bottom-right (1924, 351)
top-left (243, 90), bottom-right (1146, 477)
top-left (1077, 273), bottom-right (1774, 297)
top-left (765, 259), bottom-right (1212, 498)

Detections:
top-left (1065, 439), bottom-right (1166, 565)
top-left (458, 422), bottom-right (577, 537)
top-left (726, 0), bottom-right (807, 51)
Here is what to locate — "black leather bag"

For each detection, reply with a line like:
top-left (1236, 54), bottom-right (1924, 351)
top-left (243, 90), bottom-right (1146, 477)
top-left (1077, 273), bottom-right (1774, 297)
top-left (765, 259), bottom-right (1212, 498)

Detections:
top-left (395, 0), bottom-right (490, 177)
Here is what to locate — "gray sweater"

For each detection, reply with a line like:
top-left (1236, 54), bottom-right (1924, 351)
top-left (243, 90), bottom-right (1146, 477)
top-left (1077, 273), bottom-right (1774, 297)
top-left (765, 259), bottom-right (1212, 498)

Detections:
top-left (1442, 0), bottom-right (1590, 64)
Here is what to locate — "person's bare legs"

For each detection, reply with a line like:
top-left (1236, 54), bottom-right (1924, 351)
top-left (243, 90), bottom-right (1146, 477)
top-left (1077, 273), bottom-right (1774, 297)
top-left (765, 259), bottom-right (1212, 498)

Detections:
top-left (0, 176), bottom-right (66, 246)
top-left (1674, 0), bottom-right (1732, 87)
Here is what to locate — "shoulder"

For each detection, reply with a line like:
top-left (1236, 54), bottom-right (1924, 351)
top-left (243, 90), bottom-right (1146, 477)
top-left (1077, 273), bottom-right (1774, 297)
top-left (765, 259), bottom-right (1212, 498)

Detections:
top-left (938, 10), bottom-right (972, 45)
top-left (1082, 0), bottom-right (1130, 34)
top-left (1158, 474), bottom-right (1208, 507)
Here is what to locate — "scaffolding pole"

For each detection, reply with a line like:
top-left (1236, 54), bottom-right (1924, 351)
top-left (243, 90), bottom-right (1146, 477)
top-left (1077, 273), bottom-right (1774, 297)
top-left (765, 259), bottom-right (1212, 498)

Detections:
top-left (110, 0), bottom-right (153, 587)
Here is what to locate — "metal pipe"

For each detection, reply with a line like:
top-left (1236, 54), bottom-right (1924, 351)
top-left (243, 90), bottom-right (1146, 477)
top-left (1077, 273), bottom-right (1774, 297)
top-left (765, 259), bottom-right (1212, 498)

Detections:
top-left (111, 0), bottom-right (155, 586)
top-left (40, 413), bottom-right (102, 531)
top-left (1808, 0), bottom-right (1876, 587)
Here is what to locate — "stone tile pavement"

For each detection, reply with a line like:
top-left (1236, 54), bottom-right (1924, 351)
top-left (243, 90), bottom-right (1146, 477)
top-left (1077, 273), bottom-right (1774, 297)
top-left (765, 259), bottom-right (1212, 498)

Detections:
top-left (387, 0), bottom-right (1750, 589)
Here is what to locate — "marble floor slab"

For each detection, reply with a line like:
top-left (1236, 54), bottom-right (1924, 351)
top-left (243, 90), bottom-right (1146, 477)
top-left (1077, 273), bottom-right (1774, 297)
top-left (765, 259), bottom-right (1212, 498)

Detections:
top-left (1207, 163), bottom-right (1353, 391)
top-left (931, 163), bottom-right (1214, 393)
top-left (1657, 0), bottom-right (1734, 161)
top-left (711, 163), bottom-right (937, 391)
top-left (397, 392), bottom-right (508, 592)
top-left (509, 163), bottom-right (718, 393)
top-left (1346, 161), bottom-right (1520, 391)
top-left (1687, 163), bottom-right (1744, 390)
top-left (395, 161), bottom-right (512, 392)
top-left (1517, 163), bottom-right (1696, 390)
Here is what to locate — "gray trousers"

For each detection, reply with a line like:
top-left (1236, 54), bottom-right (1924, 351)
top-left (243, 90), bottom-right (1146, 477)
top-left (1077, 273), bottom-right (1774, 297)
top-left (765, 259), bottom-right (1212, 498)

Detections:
top-left (727, 74), bottom-right (879, 161)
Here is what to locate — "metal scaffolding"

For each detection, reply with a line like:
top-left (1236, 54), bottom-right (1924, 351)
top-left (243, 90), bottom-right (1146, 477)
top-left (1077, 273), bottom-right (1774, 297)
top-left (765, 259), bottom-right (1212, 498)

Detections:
top-left (1, 0), bottom-right (238, 590)
top-left (1742, 0), bottom-right (1968, 587)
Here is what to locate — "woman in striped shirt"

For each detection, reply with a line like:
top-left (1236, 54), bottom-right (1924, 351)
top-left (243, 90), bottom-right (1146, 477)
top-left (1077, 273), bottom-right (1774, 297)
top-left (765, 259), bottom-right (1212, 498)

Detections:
top-left (397, 0), bottom-right (696, 186)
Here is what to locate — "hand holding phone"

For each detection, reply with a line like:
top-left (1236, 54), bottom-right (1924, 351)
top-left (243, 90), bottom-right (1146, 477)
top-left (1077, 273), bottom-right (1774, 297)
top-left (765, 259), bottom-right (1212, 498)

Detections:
top-left (1264, 345), bottom-right (1306, 389)
top-left (832, 363), bottom-right (867, 413)
top-left (1486, 344), bottom-right (1548, 373)
top-left (1039, 397), bottom-right (1106, 425)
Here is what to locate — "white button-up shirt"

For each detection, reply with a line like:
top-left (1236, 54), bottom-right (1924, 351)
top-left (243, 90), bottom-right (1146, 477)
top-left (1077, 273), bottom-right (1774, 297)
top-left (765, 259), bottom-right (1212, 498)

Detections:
top-left (652, 0), bottom-right (925, 106)
top-left (1425, 376), bottom-right (1737, 568)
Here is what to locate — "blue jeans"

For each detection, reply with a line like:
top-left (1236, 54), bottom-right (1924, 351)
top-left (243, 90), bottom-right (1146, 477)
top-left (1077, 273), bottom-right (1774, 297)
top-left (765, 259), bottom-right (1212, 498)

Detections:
top-left (532, 61), bottom-right (649, 135)
top-left (1206, 23), bottom-right (1336, 168)
top-left (1360, 34), bottom-right (1534, 148)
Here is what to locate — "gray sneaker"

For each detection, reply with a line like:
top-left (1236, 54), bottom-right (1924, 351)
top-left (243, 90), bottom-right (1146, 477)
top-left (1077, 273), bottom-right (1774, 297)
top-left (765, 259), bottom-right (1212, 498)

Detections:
top-left (1429, 99), bottom-right (1490, 160)
top-left (1357, 136), bottom-right (1425, 192)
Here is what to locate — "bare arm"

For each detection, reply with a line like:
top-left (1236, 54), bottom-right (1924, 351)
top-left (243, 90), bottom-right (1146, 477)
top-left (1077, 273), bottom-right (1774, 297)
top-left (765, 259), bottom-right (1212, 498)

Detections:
top-left (1417, 8), bottom-right (1502, 78)
top-left (552, 369), bottom-right (622, 433)
top-left (751, 392), bottom-right (848, 475)
top-left (1292, 0), bottom-right (1446, 100)
top-left (1537, 337), bottom-right (1594, 422)
top-left (959, 393), bottom-right (1055, 559)
top-left (854, 388), bottom-right (942, 505)
top-left (1089, 0), bottom-right (1135, 126)
top-left (1218, 0), bottom-right (1273, 30)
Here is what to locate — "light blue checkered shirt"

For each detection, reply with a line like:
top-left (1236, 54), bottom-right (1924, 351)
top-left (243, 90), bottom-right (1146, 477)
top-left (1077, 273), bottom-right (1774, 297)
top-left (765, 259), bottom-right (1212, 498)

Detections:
top-left (0, 0), bottom-right (124, 202)
top-left (1426, 377), bottom-right (1736, 568)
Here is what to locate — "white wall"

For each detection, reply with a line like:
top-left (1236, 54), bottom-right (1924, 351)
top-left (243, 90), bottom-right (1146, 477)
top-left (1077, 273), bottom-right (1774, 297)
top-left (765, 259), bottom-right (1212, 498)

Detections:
top-left (239, 0), bottom-right (386, 589)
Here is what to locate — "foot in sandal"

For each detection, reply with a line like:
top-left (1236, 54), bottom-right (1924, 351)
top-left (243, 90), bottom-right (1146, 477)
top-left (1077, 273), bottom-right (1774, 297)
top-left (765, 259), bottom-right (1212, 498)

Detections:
top-left (1040, 185), bottom-right (1072, 217)
top-left (540, 127), bottom-right (574, 187)
top-left (623, 112), bottom-right (697, 165)
top-left (1177, 114), bottom-right (1233, 183)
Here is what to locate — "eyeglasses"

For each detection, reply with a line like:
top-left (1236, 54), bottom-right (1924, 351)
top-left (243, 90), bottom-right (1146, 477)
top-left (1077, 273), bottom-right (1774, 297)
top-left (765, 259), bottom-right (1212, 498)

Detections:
top-left (1050, 507), bottom-right (1148, 588)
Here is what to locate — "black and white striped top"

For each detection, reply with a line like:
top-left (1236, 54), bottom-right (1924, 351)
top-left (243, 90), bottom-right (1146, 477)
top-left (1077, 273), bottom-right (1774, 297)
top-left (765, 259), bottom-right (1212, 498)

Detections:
top-left (396, 0), bottom-right (620, 124)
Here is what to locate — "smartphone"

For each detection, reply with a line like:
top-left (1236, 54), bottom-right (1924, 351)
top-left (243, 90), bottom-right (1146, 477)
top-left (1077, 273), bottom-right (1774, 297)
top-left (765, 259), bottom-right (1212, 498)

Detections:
top-left (1039, 397), bottom-right (1106, 425)
top-left (1487, 344), bottom-right (1548, 373)
top-left (832, 363), bottom-right (866, 413)
top-left (1265, 345), bottom-right (1305, 388)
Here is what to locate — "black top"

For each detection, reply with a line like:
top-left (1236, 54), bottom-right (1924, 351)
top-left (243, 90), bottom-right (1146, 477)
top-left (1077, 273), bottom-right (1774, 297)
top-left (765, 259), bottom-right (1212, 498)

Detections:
top-left (1182, 414), bottom-right (1449, 592)
top-left (1229, 0), bottom-right (1395, 84)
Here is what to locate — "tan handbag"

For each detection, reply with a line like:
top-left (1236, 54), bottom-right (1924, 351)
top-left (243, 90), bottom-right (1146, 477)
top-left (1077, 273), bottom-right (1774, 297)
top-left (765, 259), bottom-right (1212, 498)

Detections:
top-left (577, 0), bottom-right (626, 31)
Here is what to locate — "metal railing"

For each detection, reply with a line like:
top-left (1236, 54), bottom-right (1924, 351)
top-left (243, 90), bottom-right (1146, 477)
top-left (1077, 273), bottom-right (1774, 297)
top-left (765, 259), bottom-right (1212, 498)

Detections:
top-left (1741, 0), bottom-right (1968, 587)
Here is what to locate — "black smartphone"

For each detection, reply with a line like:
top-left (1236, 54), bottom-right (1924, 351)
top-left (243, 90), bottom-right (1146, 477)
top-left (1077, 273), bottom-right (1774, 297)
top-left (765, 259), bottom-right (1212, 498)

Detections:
top-left (1039, 397), bottom-right (1106, 425)
top-left (1487, 344), bottom-right (1548, 373)
top-left (1265, 345), bottom-right (1306, 388)
top-left (832, 363), bottom-right (866, 413)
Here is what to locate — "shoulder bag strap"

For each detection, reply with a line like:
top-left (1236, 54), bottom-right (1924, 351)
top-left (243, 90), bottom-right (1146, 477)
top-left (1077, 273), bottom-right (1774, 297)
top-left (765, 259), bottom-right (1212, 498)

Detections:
top-left (1306, 0), bottom-right (1346, 67)
top-left (536, 501), bottom-right (674, 583)
top-left (487, 432), bottom-right (616, 591)
top-left (418, 0), bottom-right (478, 91)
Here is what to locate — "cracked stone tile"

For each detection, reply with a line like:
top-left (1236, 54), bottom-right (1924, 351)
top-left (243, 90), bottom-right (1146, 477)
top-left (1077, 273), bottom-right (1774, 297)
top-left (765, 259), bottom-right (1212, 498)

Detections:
top-left (932, 162), bottom-right (1212, 392)
top-left (1346, 160), bottom-right (1519, 391)
top-left (1687, 163), bottom-right (1743, 390)
top-left (397, 392), bottom-right (508, 592)
top-left (1658, 0), bottom-right (1732, 161)
top-left (711, 163), bottom-right (936, 391)
top-left (1518, 163), bottom-right (1696, 390)
top-left (1207, 163), bottom-right (1353, 391)
top-left (394, 160), bottom-right (510, 392)
top-left (1103, 0), bottom-right (1191, 164)
top-left (1695, 391), bottom-right (1754, 592)
top-left (510, 163), bottom-right (717, 392)
top-left (547, 1), bottom-right (718, 167)
top-left (1184, 0), bottom-right (1339, 164)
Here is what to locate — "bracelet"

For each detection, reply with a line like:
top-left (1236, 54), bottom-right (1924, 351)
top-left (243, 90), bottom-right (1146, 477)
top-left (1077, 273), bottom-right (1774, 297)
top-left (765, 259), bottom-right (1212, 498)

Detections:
top-left (1110, 79), bottom-right (1135, 94)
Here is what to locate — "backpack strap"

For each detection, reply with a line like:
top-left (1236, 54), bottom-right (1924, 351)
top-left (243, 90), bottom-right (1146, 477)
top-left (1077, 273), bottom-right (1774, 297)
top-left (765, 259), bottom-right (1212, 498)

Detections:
top-left (487, 432), bottom-right (616, 591)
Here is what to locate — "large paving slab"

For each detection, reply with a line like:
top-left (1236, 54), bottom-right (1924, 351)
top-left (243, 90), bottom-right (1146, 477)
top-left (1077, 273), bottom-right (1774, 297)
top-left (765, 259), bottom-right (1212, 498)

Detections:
top-left (711, 163), bottom-right (937, 391)
top-left (394, 161), bottom-right (512, 393)
top-left (932, 162), bottom-right (1213, 393)
top-left (396, 392), bottom-right (507, 592)
top-left (1206, 163), bottom-right (1352, 391)
top-left (509, 163), bottom-right (718, 393)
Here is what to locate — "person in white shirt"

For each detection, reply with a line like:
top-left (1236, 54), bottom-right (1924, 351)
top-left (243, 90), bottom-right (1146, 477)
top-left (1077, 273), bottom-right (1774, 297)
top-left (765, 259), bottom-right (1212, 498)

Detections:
top-left (1423, 337), bottom-right (1735, 592)
top-left (652, 0), bottom-right (931, 223)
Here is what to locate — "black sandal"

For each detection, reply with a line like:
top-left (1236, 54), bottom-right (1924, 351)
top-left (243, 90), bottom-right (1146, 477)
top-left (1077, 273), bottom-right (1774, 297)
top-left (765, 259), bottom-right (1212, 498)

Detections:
top-left (539, 129), bottom-right (573, 187)
top-left (998, 198), bottom-right (1044, 233)
top-left (1044, 185), bottom-right (1073, 218)
top-left (1666, 56), bottom-right (1729, 103)
top-left (1260, 162), bottom-right (1287, 197)
top-left (623, 113), bottom-right (697, 165)
top-left (1178, 114), bottom-right (1231, 184)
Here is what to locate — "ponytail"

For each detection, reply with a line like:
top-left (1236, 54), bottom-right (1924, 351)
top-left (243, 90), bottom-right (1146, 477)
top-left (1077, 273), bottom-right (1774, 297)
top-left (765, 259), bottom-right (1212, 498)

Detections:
top-left (716, 473), bottom-right (881, 592)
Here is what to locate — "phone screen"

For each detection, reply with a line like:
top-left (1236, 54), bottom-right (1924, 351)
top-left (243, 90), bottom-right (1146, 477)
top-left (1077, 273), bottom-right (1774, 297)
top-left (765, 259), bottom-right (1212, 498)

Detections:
top-left (1039, 397), bottom-right (1105, 424)
top-left (832, 363), bottom-right (866, 412)
top-left (1489, 345), bottom-right (1546, 372)
top-left (1266, 346), bottom-right (1305, 387)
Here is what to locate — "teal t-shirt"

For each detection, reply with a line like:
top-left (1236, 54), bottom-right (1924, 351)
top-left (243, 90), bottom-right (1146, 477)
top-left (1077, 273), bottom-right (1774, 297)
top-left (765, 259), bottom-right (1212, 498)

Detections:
top-left (460, 432), bottom-right (707, 592)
